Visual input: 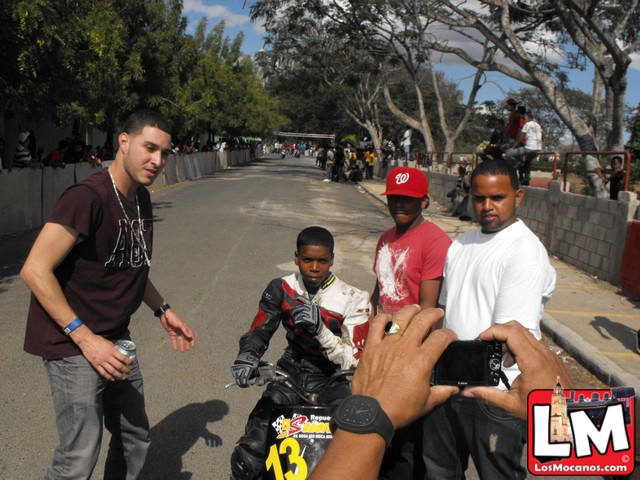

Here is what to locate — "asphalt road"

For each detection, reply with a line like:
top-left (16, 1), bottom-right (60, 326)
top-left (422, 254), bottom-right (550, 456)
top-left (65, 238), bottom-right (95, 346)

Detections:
top-left (0, 155), bottom-right (607, 479)
top-left (0, 155), bottom-right (389, 479)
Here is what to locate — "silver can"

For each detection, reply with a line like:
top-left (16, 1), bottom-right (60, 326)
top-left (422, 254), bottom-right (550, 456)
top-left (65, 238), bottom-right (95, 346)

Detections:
top-left (115, 339), bottom-right (137, 362)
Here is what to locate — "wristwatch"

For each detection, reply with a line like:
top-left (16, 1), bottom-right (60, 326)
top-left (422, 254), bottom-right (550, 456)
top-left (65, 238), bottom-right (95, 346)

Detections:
top-left (331, 395), bottom-right (395, 447)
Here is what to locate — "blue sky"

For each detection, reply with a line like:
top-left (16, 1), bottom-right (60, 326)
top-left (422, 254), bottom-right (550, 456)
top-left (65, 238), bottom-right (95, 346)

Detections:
top-left (183, 0), bottom-right (266, 53)
top-left (183, 1), bottom-right (640, 111)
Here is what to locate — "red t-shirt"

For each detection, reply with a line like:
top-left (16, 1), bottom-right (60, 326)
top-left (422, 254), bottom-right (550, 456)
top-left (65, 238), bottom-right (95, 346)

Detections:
top-left (507, 111), bottom-right (524, 139)
top-left (24, 169), bottom-right (153, 359)
top-left (374, 221), bottom-right (451, 315)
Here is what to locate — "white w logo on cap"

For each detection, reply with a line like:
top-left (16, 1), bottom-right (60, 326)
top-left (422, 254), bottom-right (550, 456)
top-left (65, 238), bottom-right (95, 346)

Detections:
top-left (395, 172), bottom-right (410, 184)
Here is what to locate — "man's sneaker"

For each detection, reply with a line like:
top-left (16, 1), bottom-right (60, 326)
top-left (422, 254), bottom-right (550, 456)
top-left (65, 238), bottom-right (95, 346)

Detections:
top-left (323, 179), bottom-right (331, 182)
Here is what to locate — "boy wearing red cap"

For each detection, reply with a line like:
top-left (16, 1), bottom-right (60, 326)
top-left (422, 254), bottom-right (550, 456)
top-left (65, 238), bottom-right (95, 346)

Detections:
top-left (372, 167), bottom-right (451, 316)
top-left (371, 167), bottom-right (451, 478)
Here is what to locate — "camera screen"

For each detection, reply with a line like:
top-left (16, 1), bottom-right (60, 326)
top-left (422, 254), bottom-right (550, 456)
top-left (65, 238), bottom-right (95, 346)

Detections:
top-left (438, 341), bottom-right (488, 383)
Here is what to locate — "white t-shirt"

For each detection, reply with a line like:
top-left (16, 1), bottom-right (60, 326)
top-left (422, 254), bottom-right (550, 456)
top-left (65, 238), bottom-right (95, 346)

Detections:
top-left (439, 220), bottom-right (556, 389)
top-left (521, 120), bottom-right (543, 150)
top-left (402, 128), bottom-right (412, 147)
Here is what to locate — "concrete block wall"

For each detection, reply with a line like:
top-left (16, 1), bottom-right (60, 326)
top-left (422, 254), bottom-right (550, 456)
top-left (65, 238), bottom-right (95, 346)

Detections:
top-left (426, 171), bottom-right (639, 285)
top-left (0, 149), bottom-right (252, 236)
top-left (541, 184), bottom-right (634, 284)
top-left (0, 169), bottom-right (43, 235)
top-left (41, 166), bottom-right (76, 221)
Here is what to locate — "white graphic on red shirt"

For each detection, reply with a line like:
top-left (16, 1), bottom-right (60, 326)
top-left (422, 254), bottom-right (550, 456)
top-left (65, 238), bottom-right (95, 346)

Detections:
top-left (377, 243), bottom-right (410, 312)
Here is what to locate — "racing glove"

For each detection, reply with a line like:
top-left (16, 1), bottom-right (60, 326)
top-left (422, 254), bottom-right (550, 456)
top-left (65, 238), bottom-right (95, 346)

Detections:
top-left (231, 351), bottom-right (260, 388)
top-left (292, 295), bottom-right (323, 336)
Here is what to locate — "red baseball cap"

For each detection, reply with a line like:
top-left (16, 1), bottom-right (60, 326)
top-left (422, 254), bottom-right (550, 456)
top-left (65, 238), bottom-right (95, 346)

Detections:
top-left (382, 167), bottom-right (428, 198)
top-left (506, 98), bottom-right (518, 106)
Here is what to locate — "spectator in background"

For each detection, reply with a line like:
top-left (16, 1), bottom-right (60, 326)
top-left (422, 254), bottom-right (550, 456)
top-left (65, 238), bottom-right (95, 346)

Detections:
top-left (28, 129), bottom-right (38, 159)
top-left (13, 131), bottom-right (44, 169)
top-left (480, 118), bottom-right (506, 161)
top-left (364, 148), bottom-right (375, 180)
top-left (316, 145), bottom-right (326, 169)
top-left (82, 145), bottom-right (103, 168)
top-left (324, 146), bottom-right (335, 182)
top-left (401, 127), bottom-right (412, 166)
top-left (605, 155), bottom-right (625, 200)
top-left (504, 110), bottom-right (544, 186)
top-left (500, 98), bottom-right (523, 154)
top-left (445, 165), bottom-right (471, 218)
top-left (71, 140), bottom-right (86, 163)
top-left (334, 144), bottom-right (345, 182)
top-left (44, 140), bottom-right (69, 168)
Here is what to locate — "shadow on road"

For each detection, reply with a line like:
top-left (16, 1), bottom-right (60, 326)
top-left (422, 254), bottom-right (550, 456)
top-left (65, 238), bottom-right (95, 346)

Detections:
top-left (140, 399), bottom-right (229, 480)
top-left (0, 229), bottom-right (38, 293)
top-left (591, 316), bottom-right (639, 353)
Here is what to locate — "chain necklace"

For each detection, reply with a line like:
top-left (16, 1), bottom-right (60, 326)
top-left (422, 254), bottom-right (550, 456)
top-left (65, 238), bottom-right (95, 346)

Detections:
top-left (107, 167), bottom-right (151, 266)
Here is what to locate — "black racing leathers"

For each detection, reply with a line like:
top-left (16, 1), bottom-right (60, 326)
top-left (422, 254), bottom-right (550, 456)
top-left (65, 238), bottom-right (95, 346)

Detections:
top-left (230, 272), bottom-right (370, 480)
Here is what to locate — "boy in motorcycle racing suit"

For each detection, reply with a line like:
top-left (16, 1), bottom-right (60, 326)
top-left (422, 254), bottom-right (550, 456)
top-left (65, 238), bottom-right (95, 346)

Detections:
top-left (230, 226), bottom-right (371, 480)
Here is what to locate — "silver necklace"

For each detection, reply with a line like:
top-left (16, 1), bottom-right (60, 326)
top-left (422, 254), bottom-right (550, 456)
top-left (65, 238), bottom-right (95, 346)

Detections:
top-left (108, 168), bottom-right (151, 266)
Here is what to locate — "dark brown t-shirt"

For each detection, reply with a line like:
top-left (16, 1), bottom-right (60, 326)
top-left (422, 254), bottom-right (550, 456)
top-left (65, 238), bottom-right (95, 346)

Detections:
top-left (24, 169), bottom-right (153, 359)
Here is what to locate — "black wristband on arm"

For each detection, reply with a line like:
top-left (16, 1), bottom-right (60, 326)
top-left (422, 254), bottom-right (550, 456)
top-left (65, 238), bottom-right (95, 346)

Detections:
top-left (154, 303), bottom-right (171, 317)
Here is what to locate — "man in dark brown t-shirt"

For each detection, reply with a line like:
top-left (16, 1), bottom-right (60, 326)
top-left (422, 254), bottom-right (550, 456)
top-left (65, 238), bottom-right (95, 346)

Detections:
top-left (21, 110), bottom-right (195, 479)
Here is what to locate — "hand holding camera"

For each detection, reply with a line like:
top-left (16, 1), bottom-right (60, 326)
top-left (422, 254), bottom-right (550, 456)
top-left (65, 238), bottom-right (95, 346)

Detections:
top-left (462, 321), bottom-right (574, 420)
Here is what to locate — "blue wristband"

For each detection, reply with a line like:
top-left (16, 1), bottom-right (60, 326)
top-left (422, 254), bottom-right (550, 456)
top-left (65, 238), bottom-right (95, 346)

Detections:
top-left (63, 318), bottom-right (83, 335)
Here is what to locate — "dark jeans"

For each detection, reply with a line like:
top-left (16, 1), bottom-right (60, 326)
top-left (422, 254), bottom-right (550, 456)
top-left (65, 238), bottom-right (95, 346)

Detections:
top-left (505, 148), bottom-right (539, 186)
top-left (422, 395), bottom-right (526, 480)
top-left (379, 419), bottom-right (426, 480)
top-left (480, 146), bottom-right (503, 162)
top-left (365, 165), bottom-right (374, 179)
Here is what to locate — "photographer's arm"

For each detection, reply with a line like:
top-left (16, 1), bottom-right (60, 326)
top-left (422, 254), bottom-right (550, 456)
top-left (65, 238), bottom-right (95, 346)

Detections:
top-left (310, 306), bottom-right (458, 480)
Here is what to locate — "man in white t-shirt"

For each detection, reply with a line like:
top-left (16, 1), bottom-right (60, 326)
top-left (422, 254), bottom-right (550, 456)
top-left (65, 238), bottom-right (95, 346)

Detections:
top-left (423, 158), bottom-right (556, 480)
top-left (504, 110), bottom-right (544, 185)
top-left (401, 128), bottom-right (412, 166)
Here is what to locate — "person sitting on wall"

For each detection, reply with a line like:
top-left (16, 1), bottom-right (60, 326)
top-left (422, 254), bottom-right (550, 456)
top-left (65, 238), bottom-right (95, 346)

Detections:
top-left (480, 118), bottom-right (506, 161)
top-left (13, 131), bottom-right (44, 169)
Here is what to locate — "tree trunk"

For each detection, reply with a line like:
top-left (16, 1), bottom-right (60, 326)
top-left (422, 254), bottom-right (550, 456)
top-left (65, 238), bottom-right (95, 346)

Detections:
top-left (383, 83), bottom-right (435, 154)
top-left (607, 66), bottom-right (628, 151)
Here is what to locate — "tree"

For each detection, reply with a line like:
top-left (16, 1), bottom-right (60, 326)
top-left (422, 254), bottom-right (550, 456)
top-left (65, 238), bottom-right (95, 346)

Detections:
top-left (248, 6), bottom-right (391, 153)
top-left (250, 0), bottom-right (492, 157)
top-left (509, 87), bottom-right (608, 150)
top-left (3, 0), bottom-right (282, 157)
top-left (383, 0), bottom-right (639, 194)
top-left (8, 0), bottom-right (190, 154)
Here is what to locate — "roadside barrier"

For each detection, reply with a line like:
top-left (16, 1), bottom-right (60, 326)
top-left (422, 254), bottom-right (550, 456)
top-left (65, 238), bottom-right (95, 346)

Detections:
top-left (0, 149), bottom-right (253, 236)
top-left (561, 151), bottom-right (632, 192)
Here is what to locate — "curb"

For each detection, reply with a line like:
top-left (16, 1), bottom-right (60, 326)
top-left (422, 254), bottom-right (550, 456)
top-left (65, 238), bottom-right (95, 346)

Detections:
top-left (541, 313), bottom-right (640, 394)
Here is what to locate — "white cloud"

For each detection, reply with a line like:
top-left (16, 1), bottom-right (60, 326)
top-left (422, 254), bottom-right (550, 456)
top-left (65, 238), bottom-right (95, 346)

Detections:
top-left (631, 51), bottom-right (640, 71)
top-left (183, 0), bottom-right (251, 28)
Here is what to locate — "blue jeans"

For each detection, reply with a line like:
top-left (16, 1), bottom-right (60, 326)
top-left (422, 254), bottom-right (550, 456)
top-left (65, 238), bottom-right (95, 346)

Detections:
top-left (43, 353), bottom-right (150, 479)
top-left (422, 394), bottom-right (526, 479)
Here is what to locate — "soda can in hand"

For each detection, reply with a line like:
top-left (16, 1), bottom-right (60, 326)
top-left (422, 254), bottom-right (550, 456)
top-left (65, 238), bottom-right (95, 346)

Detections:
top-left (115, 339), bottom-right (137, 362)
